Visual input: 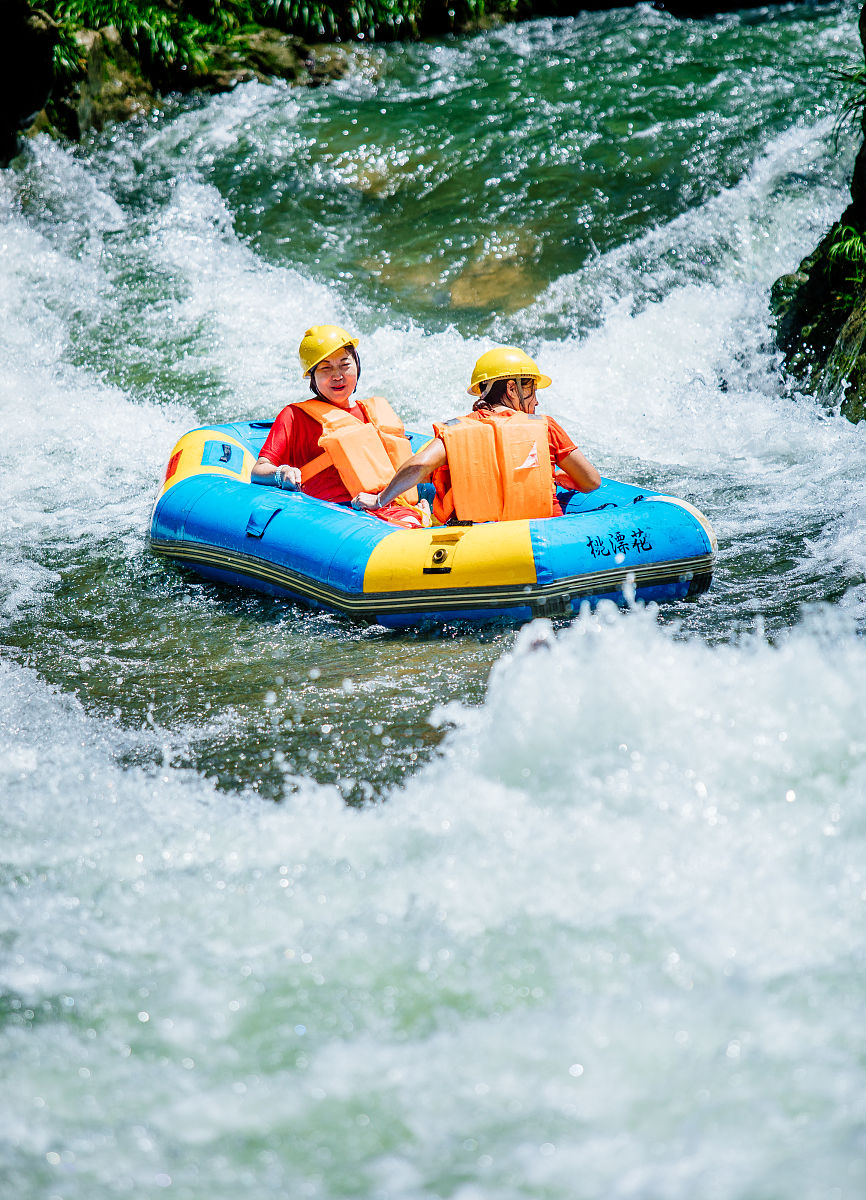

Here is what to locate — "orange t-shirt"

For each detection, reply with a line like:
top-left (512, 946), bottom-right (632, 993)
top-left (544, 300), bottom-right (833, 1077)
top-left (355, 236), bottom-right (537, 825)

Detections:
top-left (435, 410), bottom-right (577, 518)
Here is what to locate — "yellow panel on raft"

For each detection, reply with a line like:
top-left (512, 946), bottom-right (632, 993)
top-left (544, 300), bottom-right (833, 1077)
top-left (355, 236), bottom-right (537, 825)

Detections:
top-left (363, 521), bottom-right (538, 593)
top-left (154, 429), bottom-right (256, 503)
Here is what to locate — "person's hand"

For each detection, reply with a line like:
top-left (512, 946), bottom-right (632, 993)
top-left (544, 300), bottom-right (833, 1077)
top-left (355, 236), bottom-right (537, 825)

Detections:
top-left (274, 465), bottom-right (301, 490)
top-left (352, 492), bottom-right (381, 511)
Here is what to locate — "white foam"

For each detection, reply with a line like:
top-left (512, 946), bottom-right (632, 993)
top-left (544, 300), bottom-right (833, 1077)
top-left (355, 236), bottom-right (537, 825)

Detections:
top-left (2, 602), bottom-right (864, 1195)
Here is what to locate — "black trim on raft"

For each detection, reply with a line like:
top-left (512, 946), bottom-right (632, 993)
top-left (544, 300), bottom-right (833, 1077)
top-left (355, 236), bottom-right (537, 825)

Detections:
top-left (148, 536), bottom-right (714, 620)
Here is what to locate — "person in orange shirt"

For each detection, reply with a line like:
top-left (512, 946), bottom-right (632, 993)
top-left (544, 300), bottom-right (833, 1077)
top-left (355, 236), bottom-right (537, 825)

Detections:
top-left (352, 346), bottom-right (600, 524)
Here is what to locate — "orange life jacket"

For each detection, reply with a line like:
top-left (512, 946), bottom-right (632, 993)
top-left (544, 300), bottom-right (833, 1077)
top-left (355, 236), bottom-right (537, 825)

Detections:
top-left (431, 410), bottom-right (556, 524)
top-left (294, 396), bottom-right (417, 503)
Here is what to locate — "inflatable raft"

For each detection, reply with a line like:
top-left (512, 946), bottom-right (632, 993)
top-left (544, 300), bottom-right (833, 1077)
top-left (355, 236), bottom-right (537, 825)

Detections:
top-left (149, 420), bottom-right (716, 628)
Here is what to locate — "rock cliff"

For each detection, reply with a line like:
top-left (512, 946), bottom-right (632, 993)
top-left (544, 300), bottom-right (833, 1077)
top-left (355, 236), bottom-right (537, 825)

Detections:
top-left (771, 4), bottom-right (866, 422)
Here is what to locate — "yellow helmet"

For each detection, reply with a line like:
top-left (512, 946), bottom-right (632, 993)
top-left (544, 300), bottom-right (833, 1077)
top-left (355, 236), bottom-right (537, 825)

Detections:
top-left (299, 324), bottom-right (359, 377)
top-left (467, 346), bottom-right (552, 396)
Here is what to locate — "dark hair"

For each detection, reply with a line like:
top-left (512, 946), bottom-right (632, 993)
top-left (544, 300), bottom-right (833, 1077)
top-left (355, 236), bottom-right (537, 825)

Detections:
top-left (310, 345), bottom-right (361, 397)
top-left (467, 376), bottom-right (537, 410)
top-left (472, 378), bottom-right (509, 411)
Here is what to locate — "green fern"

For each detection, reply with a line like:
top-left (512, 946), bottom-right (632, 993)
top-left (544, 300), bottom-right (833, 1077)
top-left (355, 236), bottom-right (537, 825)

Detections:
top-left (828, 224), bottom-right (866, 308)
top-left (258, 0), bottom-right (423, 40)
top-left (829, 225), bottom-right (866, 265)
top-left (43, 1), bottom-right (248, 80)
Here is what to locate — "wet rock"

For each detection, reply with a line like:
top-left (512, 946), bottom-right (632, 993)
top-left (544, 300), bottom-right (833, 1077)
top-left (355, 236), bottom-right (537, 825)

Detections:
top-left (365, 230), bottom-right (543, 314)
top-left (14, 20), bottom-right (356, 152)
top-left (227, 28), bottom-right (306, 80)
top-left (38, 27), bottom-right (156, 141)
top-left (449, 233), bottom-right (541, 312)
top-left (818, 299), bottom-right (866, 422)
top-left (182, 29), bottom-right (310, 92)
top-left (770, 3), bottom-right (866, 420)
top-left (449, 257), bottom-right (540, 312)
top-left (364, 256), bottom-right (452, 306)
top-left (770, 193), bottom-right (866, 420)
top-left (181, 41), bottom-right (257, 93)
top-left (302, 43), bottom-right (371, 86)
top-left (229, 33), bottom-right (376, 88)
top-left (771, 229), bottom-right (840, 391)
top-left (66, 27), bottom-right (155, 136)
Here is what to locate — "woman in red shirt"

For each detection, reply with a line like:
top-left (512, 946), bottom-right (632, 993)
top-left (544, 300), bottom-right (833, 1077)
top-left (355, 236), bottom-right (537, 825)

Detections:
top-left (252, 325), bottom-right (375, 504)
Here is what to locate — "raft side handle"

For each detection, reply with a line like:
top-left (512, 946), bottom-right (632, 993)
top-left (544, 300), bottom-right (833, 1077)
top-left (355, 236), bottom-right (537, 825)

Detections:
top-left (201, 439), bottom-right (245, 473)
top-left (245, 504), bottom-right (284, 538)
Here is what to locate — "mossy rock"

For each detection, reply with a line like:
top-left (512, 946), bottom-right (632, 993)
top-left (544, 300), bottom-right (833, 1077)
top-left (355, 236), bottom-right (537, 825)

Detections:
top-left (770, 210), bottom-right (866, 415)
top-left (185, 29), bottom-right (316, 91)
top-left (840, 366), bottom-right (866, 422)
top-left (46, 27), bottom-right (156, 139)
top-left (822, 300), bottom-right (866, 420)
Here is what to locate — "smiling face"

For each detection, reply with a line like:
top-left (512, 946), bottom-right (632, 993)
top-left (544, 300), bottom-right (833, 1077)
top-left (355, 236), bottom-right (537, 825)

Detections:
top-left (312, 348), bottom-right (359, 408)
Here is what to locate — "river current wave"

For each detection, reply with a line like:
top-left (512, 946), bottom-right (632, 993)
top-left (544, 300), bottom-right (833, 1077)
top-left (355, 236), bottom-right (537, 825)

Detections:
top-left (2, 3), bottom-right (866, 1197)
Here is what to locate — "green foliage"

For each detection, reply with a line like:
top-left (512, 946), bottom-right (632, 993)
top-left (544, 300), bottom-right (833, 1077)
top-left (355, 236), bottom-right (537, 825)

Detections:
top-left (829, 225), bottom-right (866, 262)
top-left (260, 0), bottom-right (422, 40)
top-left (52, 20), bottom-right (86, 81)
top-left (828, 224), bottom-right (866, 307)
top-left (42, 1), bottom-right (251, 81)
top-left (38, 0), bottom-right (518, 82)
top-left (260, 0), bottom-right (335, 38)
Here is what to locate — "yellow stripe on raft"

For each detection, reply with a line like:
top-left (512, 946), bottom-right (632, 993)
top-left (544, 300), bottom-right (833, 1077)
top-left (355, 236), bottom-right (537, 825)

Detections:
top-left (363, 520), bottom-right (538, 593)
top-left (154, 429), bottom-right (256, 503)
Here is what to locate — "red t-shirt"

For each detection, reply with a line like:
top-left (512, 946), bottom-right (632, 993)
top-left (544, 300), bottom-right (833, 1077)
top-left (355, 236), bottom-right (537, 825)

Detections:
top-left (258, 401), bottom-right (369, 504)
top-left (437, 410), bottom-right (578, 517)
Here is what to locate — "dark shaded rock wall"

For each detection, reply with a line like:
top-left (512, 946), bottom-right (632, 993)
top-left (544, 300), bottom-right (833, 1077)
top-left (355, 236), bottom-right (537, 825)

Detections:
top-left (0, 1), bottom-right (59, 165)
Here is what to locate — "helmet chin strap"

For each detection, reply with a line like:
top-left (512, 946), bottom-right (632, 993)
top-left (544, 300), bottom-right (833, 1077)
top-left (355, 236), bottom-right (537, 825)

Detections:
top-left (511, 378), bottom-right (531, 413)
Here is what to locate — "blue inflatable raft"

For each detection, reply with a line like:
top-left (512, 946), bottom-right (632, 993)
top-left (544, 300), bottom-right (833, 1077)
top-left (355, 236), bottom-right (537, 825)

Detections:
top-left (149, 420), bottom-right (716, 627)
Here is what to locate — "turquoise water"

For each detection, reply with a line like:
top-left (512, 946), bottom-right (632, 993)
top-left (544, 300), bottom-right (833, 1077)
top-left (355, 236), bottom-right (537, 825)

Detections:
top-left (2, 3), bottom-right (866, 1196)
